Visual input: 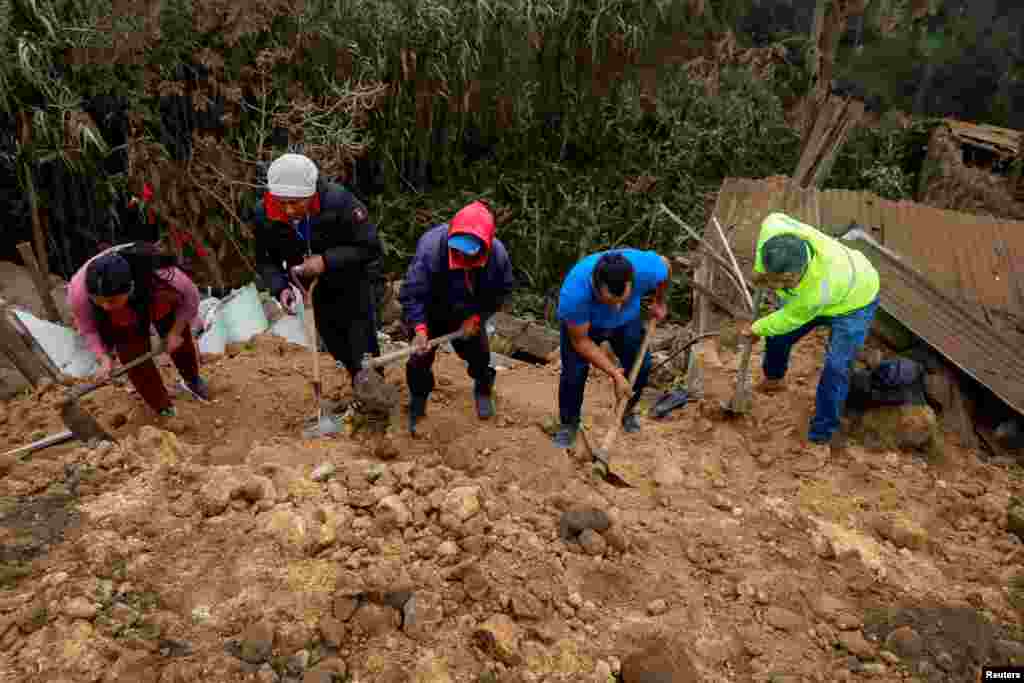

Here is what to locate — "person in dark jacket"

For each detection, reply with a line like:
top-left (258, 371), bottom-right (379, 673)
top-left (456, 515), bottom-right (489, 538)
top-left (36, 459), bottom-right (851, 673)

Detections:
top-left (250, 153), bottom-right (383, 395)
top-left (398, 200), bottom-right (515, 434)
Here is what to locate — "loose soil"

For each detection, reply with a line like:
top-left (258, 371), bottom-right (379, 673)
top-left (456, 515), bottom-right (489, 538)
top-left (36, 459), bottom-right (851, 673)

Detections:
top-left (0, 329), bottom-right (1022, 682)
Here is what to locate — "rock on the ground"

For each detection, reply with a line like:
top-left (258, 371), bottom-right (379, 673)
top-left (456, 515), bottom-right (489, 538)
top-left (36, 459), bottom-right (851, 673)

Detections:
top-left (239, 620), bottom-right (275, 664)
top-left (765, 606), bottom-right (804, 632)
top-left (652, 461), bottom-right (684, 487)
top-left (442, 486), bottom-right (481, 522)
top-left (578, 529), bottom-right (607, 556)
top-left (350, 602), bottom-right (400, 638)
top-left (858, 405), bottom-right (937, 450)
top-left (473, 613), bottom-right (523, 665)
top-left (198, 468), bottom-right (242, 516)
top-left (646, 599), bottom-right (668, 616)
top-left (409, 651), bottom-right (454, 683)
top-left (884, 626), bottom-right (924, 659)
top-left (838, 630), bottom-right (875, 658)
top-left (260, 508), bottom-right (311, 555)
top-left (62, 596), bottom-right (99, 620)
top-left (376, 495), bottom-right (412, 529)
top-left (559, 507), bottom-right (611, 540)
top-left (872, 513), bottom-right (927, 551)
top-left (621, 639), bottom-right (700, 683)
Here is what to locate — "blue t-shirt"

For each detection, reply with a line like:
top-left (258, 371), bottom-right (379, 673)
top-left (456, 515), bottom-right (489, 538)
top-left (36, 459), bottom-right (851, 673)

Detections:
top-left (557, 249), bottom-right (668, 329)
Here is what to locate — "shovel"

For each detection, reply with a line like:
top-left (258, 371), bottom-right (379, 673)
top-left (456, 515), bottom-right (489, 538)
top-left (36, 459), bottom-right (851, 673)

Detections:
top-left (352, 329), bottom-right (468, 414)
top-left (589, 317), bottom-right (658, 486)
top-left (59, 340), bottom-right (167, 443)
top-left (722, 288), bottom-right (765, 416)
top-left (293, 275), bottom-right (344, 439)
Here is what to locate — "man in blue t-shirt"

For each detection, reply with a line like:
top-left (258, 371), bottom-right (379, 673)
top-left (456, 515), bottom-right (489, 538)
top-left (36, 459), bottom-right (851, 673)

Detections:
top-left (553, 249), bottom-right (670, 448)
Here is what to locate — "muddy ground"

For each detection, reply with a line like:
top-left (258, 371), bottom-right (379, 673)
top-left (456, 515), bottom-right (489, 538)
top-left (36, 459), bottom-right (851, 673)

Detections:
top-left (0, 329), bottom-right (1023, 682)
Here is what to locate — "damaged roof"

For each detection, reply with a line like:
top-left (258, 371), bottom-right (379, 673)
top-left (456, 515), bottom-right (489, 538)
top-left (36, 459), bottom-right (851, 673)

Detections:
top-left (943, 119), bottom-right (1022, 159)
top-left (709, 176), bottom-right (1024, 416)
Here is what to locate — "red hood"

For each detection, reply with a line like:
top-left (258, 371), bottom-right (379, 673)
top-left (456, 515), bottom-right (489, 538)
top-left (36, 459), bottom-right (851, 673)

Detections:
top-left (448, 201), bottom-right (495, 270)
top-left (264, 191), bottom-right (321, 223)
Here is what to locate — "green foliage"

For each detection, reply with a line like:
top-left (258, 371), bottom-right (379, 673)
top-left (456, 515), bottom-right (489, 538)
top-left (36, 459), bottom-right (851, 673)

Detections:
top-left (826, 119), bottom-right (937, 201)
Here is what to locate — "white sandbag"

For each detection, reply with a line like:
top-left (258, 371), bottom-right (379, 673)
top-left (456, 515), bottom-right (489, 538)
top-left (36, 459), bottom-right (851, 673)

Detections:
top-left (12, 309), bottom-right (99, 378)
top-left (218, 283), bottom-right (269, 344)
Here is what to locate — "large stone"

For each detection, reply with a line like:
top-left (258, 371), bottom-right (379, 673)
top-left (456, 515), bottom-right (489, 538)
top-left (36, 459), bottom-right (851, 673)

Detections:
top-left (858, 405), bottom-right (937, 450)
top-left (350, 603), bottom-right (400, 638)
top-left (558, 507), bottom-right (611, 540)
top-left (872, 513), bottom-right (927, 551)
top-left (765, 606), bottom-right (804, 632)
top-left (441, 486), bottom-right (482, 522)
top-left (621, 640), bottom-right (700, 683)
top-left (197, 468), bottom-right (240, 516)
top-left (884, 626), bottom-right (924, 659)
top-left (838, 630), bottom-right (875, 658)
top-left (578, 529), bottom-right (607, 556)
top-left (260, 508), bottom-right (311, 555)
top-left (473, 614), bottom-right (522, 665)
top-left (239, 620), bottom-right (275, 664)
top-left (376, 495), bottom-right (412, 529)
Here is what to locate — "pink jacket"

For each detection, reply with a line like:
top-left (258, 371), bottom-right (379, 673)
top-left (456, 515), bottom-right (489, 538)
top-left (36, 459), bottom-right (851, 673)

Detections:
top-left (69, 252), bottom-right (200, 357)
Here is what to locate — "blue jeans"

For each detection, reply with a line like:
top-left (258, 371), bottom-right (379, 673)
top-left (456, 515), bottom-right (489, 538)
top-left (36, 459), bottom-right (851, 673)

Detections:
top-left (762, 297), bottom-right (879, 443)
top-left (558, 317), bottom-right (651, 426)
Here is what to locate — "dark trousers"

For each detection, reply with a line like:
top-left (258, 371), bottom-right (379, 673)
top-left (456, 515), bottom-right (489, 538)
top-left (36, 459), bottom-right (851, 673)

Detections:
top-left (406, 317), bottom-right (493, 399)
top-left (109, 315), bottom-right (200, 412)
top-left (558, 316), bottom-right (651, 426)
top-left (762, 297), bottom-right (879, 443)
top-left (313, 287), bottom-right (380, 378)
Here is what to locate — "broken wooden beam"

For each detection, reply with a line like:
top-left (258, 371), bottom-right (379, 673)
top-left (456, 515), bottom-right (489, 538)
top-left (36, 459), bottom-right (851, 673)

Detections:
top-left (0, 300), bottom-right (58, 388)
top-left (793, 93), bottom-right (866, 188)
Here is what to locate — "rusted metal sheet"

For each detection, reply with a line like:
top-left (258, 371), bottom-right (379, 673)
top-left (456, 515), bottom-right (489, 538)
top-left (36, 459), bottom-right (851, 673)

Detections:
top-left (842, 233), bottom-right (1024, 417)
top-left (945, 119), bottom-right (1022, 159)
top-left (712, 176), bottom-right (1024, 416)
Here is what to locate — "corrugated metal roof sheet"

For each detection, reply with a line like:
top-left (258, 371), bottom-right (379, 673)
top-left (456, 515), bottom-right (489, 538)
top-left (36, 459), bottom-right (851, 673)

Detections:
top-left (710, 177), bottom-right (1024, 416)
top-left (945, 119), bottom-right (1022, 158)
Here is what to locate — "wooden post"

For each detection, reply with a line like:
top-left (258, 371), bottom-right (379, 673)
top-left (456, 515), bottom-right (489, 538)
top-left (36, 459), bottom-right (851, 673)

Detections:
top-left (16, 241), bottom-right (63, 323)
top-left (17, 111), bottom-right (53, 296)
top-left (686, 251), bottom-right (713, 399)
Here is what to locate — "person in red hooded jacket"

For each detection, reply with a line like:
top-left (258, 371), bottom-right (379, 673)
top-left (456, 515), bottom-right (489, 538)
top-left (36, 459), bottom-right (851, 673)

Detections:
top-left (398, 201), bottom-right (515, 434)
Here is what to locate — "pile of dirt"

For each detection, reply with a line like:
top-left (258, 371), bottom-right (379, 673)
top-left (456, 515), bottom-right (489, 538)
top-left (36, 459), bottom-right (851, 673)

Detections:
top-left (0, 329), bottom-right (1022, 682)
top-left (919, 124), bottom-right (1024, 221)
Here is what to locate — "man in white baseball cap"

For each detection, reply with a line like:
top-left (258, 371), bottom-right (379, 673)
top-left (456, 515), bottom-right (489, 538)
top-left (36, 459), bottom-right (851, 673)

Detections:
top-left (251, 153), bottom-right (385, 403)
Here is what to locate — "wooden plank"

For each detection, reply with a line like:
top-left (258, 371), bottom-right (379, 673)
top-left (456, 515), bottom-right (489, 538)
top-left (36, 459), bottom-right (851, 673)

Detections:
top-left (0, 302), bottom-right (57, 388)
top-left (15, 241), bottom-right (62, 323)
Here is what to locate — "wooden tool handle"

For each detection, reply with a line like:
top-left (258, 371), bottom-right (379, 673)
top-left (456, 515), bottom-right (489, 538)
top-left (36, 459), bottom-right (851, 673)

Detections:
top-left (70, 339), bottom-right (167, 401)
top-left (734, 289), bottom-right (765, 393)
top-left (363, 329), bottom-right (467, 370)
top-left (601, 317), bottom-right (658, 451)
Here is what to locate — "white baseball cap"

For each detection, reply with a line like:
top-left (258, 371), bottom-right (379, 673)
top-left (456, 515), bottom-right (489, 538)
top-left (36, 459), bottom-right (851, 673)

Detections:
top-left (267, 153), bottom-right (318, 198)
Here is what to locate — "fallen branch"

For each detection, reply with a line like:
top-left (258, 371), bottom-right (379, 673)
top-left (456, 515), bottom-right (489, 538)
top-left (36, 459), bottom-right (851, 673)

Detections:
top-left (657, 203), bottom-right (752, 304)
top-left (710, 215), bottom-right (753, 312)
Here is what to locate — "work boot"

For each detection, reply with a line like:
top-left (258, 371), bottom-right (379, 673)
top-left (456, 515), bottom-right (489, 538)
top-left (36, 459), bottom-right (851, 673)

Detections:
top-left (552, 424), bottom-right (579, 449)
top-left (756, 377), bottom-right (786, 394)
top-left (408, 395), bottom-right (428, 435)
top-left (473, 367), bottom-right (497, 420)
top-left (621, 395), bottom-right (641, 434)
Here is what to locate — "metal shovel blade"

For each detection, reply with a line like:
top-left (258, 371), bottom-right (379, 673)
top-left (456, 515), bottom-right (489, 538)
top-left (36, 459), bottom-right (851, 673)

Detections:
top-left (578, 427), bottom-right (633, 488)
top-left (302, 413), bottom-right (343, 439)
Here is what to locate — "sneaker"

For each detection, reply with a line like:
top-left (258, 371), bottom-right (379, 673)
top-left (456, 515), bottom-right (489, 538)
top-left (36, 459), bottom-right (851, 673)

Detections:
top-left (179, 377), bottom-right (210, 402)
top-left (622, 413), bottom-right (641, 433)
top-left (474, 389), bottom-right (495, 420)
top-left (756, 378), bottom-right (787, 394)
top-left (158, 406), bottom-right (177, 418)
top-left (552, 424), bottom-right (578, 449)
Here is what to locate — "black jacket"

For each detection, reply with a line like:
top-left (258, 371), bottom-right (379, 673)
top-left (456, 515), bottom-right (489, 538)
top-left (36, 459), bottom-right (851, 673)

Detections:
top-left (251, 181), bottom-right (382, 317)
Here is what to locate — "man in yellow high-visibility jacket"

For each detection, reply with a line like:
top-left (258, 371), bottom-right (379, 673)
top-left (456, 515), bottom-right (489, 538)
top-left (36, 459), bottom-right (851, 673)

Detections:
top-left (739, 213), bottom-right (880, 463)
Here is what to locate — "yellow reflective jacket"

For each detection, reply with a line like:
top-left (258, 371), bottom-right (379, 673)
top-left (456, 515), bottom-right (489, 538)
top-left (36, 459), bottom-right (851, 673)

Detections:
top-left (751, 213), bottom-right (880, 337)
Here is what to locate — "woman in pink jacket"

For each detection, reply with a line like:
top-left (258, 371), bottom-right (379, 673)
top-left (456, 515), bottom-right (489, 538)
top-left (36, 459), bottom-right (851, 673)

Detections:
top-left (69, 243), bottom-right (209, 417)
